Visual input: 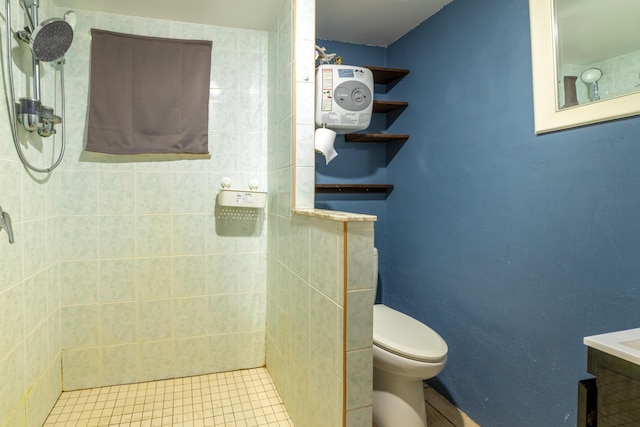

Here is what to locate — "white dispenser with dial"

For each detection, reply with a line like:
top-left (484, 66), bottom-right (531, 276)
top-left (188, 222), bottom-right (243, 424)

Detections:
top-left (315, 65), bottom-right (374, 134)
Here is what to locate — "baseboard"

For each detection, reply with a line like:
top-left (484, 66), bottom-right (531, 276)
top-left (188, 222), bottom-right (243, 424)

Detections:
top-left (424, 384), bottom-right (481, 427)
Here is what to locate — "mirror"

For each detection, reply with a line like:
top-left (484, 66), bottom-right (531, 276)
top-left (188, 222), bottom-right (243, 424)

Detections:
top-left (529, 0), bottom-right (640, 134)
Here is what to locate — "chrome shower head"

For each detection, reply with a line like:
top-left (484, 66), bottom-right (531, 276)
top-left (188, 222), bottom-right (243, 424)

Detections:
top-left (581, 68), bottom-right (603, 102)
top-left (31, 17), bottom-right (73, 62)
top-left (580, 68), bottom-right (602, 84)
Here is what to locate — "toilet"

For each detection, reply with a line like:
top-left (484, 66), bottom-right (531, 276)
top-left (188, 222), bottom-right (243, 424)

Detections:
top-left (372, 248), bottom-right (448, 427)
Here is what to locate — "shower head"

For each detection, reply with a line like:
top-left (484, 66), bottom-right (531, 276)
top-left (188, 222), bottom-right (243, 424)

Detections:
top-left (580, 68), bottom-right (603, 84)
top-left (581, 68), bottom-right (603, 102)
top-left (31, 17), bottom-right (73, 62)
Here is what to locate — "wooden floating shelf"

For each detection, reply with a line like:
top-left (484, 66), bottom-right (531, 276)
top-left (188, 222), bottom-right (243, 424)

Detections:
top-left (315, 184), bottom-right (393, 194)
top-left (345, 133), bottom-right (409, 143)
top-left (373, 100), bottom-right (408, 114)
top-left (316, 66), bottom-right (408, 198)
top-left (365, 66), bottom-right (410, 86)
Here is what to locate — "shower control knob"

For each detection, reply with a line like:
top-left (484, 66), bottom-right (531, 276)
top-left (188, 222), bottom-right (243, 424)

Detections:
top-left (353, 89), bottom-right (365, 104)
top-left (0, 207), bottom-right (15, 244)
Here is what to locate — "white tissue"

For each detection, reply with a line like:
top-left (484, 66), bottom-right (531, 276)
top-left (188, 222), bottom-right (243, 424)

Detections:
top-left (315, 127), bottom-right (338, 165)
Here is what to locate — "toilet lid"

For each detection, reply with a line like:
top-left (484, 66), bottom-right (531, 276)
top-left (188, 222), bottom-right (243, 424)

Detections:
top-left (373, 304), bottom-right (448, 362)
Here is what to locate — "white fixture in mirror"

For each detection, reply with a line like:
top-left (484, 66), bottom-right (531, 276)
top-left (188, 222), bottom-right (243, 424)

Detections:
top-left (529, 0), bottom-right (640, 134)
top-left (580, 68), bottom-right (602, 102)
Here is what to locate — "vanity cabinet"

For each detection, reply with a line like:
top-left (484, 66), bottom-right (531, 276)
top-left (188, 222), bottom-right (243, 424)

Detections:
top-left (315, 66), bottom-right (409, 195)
top-left (586, 347), bottom-right (640, 427)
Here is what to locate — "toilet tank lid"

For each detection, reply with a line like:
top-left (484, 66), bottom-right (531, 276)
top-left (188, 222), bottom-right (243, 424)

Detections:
top-left (373, 304), bottom-right (448, 362)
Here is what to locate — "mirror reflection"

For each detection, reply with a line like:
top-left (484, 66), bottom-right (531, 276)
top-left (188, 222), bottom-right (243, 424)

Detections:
top-left (555, 0), bottom-right (640, 110)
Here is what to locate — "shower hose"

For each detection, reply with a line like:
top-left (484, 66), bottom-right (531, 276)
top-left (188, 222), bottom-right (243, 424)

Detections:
top-left (4, 0), bottom-right (67, 173)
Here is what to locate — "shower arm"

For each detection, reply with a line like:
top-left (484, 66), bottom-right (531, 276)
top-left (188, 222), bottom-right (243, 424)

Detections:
top-left (15, 0), bottom-right (42, 99)
top-left (25, 0), bottom-right (40, 99)
top-left (19, 0), bottom-right (36, 31)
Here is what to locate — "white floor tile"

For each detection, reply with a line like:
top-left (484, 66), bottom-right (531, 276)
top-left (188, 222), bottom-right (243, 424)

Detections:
top-left (44, 368), bottom-right (292, 427)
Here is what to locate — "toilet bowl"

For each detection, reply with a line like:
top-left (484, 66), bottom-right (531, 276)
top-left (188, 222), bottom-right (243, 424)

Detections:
top-left (372, 249), bottom-right (448, 427)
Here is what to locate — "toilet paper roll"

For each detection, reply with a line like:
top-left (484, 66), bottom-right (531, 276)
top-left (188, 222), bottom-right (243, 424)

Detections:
top-left (315, 127), bottom-right (338, 165)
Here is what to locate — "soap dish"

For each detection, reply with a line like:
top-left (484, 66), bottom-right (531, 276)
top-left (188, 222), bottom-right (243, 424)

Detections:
top-left (218, 189), bottom-right (267, 208)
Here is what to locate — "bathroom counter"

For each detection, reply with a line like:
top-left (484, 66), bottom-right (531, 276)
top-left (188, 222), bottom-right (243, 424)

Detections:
top-left (584, 329), bottom-right (640, 427)
top-left (293, 208), bottom-right (377, 222)
top-left (584, 328), bottom-right (640, 366)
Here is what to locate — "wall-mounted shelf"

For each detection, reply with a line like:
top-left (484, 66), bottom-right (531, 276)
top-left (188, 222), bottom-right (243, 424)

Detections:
top-left (344, 133), bottom-right (409, 143)
top-left (366, 66), bottom-right (410, 91)
top-left (315, 184), bottom-right (393, 194)
top-left (315, 66), bottom-right (407, 200)
top-left (373, 100), bottom-right (408, 114)
top-left (344, 66), bottom-right (410, 145)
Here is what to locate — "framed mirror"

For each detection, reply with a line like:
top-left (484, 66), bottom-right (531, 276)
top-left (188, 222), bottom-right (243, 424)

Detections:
top-left (529, 0), bottom-right (640, 134)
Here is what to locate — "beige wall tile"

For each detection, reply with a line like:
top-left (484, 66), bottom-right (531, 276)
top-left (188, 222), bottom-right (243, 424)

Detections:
top-left (138, 340), bottom-right (175, 382)
top-left (101, 344), bottom-right (138, 386)
top-left (62, 347), bottom-right (101, 390)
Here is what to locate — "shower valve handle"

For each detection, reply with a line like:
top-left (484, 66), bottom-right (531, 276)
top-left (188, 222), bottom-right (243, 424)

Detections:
top-left (0, 207), bottom-right (15, 244)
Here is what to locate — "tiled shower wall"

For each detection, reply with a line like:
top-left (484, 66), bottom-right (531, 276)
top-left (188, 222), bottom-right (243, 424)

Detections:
top-left (559, 48), bottom-right (640, 107)
top-left (55, 10), bottom-right (269, 390)
top-left (266, 1), bottom-right (375, 426)
top-left (0, 1), bottom-right (63, 425)
top-left (266, 214), bottom-right (375, 427)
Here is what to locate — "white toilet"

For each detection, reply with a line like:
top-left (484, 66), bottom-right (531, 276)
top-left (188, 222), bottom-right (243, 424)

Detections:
top-left (372, 248), bottom-right (448, 427)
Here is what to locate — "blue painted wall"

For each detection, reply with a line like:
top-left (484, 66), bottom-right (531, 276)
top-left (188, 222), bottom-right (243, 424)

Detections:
top-left (386, 0), bottom-right (640, 425)
top-left (319, 0), bottom-right (640, 425)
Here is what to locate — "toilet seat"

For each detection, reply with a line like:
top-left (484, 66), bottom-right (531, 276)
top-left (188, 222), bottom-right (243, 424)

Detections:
top-left (373, 304), bottom-right (448, 363)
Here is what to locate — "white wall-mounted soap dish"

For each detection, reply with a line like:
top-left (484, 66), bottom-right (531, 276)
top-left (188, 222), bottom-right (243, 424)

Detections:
top-left (218, 189), bottom-right (267, 208)
top-left (218, 178), bottom-right (267, 208)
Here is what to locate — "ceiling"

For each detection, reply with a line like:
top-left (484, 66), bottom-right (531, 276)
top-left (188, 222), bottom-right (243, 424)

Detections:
top-left (557, 0), bottom-right (640, 65)
top-left (52, 0), bottom-right (283, 31)
top-left (50, 0), bottom-right (640, 62)
top-left (316, 0), bottom-right (452, 47)
top-left (53, 0), bottom-right (452, 47)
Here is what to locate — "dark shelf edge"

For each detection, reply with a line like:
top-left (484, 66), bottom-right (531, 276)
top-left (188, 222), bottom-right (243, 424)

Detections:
top-left (364, 66), bottom-right (410, 85)
top-left (373, 100), bottom-right (409, 114)
top-left (345, 133), bottom-right (409, 143)
top-left (315, 184), bottom-right (394, 194)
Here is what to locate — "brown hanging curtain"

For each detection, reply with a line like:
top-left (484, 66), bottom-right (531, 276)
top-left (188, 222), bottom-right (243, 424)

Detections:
top-left (86, 29), bottom-right (212, 155)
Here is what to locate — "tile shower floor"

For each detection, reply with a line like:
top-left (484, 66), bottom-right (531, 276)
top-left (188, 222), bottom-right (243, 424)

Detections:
top-left (44, 368), bottom-right (293, 427)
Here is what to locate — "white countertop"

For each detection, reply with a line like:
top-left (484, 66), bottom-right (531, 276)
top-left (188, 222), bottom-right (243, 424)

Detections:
top-left (293, 208), bottom-right (377, 222)
top-left (584, 328), bottom-right (640, 366)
